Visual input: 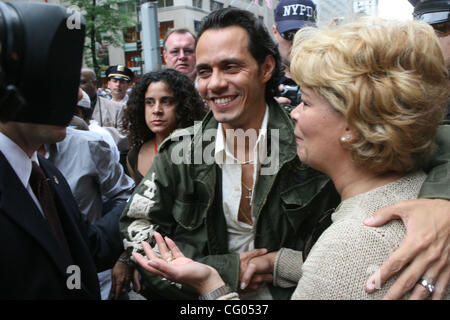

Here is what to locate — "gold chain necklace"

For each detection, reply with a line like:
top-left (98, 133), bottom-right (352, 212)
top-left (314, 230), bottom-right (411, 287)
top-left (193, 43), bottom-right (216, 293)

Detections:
top-left (238, 207), bottom-right (253, 225)
top-left (241, 181), bottom-right (253, 202)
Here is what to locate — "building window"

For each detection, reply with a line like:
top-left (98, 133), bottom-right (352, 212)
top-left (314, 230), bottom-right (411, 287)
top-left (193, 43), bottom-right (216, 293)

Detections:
top-left (118, 0), bottom-right (136, 13)
top-left (210, 0), bottom-right (223, 12)
top-left (194, 20), bottom-right (201, 32)
top-left (160, 21), bottom-right (174, 64)
top-left (193, 0), bottom-right (202, 9)
top-left (158, 0), bottom-right (174, 8)
top-left (124, 27), bottom-right (138, 44)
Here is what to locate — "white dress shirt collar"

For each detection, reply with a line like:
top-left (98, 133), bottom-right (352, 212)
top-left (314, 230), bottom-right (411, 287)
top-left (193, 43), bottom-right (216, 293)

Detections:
top-left (214, 105), bottom-right (269, 166)
top-left (0, 131), bottom-right (39, 188)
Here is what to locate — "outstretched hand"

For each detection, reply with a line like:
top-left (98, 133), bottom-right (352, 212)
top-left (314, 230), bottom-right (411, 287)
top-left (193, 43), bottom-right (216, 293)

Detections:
top-left (133, 232), bottom-right (225, 296)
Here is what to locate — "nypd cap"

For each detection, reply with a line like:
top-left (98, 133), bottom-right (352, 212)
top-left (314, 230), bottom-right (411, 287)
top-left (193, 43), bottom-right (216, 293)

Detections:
top-left (274, 0), bottom-right (317, 34)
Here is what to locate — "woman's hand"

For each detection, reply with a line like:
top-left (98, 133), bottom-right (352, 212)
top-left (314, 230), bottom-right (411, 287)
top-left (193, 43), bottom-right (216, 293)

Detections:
top-left (133, 232), bottom-right (225, 295)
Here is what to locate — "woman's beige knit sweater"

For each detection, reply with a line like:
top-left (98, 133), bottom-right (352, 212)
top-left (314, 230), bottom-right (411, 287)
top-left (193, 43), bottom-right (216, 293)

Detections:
top-left (273, 171), bottom-right (449, 300)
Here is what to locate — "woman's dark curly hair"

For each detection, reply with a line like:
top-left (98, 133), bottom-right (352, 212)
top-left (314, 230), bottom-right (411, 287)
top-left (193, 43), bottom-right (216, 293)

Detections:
top-left (122, 69), bottom-right (207, 148)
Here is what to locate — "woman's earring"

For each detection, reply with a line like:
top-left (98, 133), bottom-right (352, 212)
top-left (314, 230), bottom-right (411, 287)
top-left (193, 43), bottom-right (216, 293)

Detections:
top-left (340, 135), bottom-right (351, 142)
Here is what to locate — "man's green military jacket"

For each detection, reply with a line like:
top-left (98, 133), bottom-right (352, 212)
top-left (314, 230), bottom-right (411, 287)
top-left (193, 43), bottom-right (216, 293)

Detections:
top-left (119, 100), bottom-right (450, 300)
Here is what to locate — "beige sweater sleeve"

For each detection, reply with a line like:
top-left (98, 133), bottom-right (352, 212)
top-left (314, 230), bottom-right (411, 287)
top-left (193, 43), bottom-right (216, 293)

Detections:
top-left (273, 248), bottom-right (304, 288)
top-left (290, 217), bottom-right (406, 299)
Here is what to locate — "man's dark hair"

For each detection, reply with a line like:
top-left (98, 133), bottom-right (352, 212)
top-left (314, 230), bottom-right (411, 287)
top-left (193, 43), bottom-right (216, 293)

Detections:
top-left (122, 69), bottom-right (207, 148)
top-left (197, 8), bottom-right (283, 102)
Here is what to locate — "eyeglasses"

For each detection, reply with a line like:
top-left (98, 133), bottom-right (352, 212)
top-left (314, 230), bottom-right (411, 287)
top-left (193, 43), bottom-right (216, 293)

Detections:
top-left (280, 29), bottom-right (299, 41)
top-left (431, 21), bottom-right (450, 37)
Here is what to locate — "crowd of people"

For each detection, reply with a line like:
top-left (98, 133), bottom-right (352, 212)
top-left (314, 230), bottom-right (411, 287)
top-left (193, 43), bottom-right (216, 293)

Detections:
top-left (0, 0), bottom-right (449, 301)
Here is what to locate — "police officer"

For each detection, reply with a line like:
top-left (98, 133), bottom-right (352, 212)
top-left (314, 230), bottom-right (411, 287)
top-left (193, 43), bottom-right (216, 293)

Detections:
top-left (106, 65), bottom-right (134, 105)
top-left (410, 0), bottom-right (450, 120)
top-left (272, 0), bottom-right (317, 106)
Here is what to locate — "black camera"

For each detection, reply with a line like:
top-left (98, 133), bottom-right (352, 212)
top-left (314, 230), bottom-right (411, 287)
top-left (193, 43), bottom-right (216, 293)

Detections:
top-left (280, 85), bottom-right (302, 106)
top-left (0, 2), bottom-right (85, 126)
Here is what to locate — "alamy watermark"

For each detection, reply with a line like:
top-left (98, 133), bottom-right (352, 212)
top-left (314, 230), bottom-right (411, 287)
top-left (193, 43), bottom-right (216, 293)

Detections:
top-left (66, 265), bottom-right (81, 290)
top-left (66, 5), bottom-right (84, 30)
top-left (168, 122), bottom-right (280, 175)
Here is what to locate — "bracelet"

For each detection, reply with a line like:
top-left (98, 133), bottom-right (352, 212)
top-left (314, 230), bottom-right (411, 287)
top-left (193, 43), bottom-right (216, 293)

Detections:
top-left (199, 284), bottom-right (233, 300)
top-left (118, 256), bottom-right (133, 266)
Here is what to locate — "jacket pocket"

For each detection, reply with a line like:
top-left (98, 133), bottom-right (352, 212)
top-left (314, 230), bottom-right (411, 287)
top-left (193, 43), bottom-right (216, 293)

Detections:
top-left (172, 198), bottom-right (205, 231)
top-left (280, 175), bottom-right (330, 230)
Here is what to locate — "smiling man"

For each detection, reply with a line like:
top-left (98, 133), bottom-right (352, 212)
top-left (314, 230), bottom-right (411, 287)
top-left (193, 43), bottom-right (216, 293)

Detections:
top-left (120, 8), bottom-right (450, 301)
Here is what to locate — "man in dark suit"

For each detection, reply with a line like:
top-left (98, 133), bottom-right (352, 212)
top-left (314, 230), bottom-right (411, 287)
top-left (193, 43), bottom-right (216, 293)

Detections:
top-left (0, 123), bottom-right (124, 299)
top-left (0, 1), bottom-right (123, 299)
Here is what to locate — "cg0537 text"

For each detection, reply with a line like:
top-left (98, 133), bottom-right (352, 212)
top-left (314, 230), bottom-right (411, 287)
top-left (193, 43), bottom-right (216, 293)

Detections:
top-left (179, 304), bottom-right (269, 317)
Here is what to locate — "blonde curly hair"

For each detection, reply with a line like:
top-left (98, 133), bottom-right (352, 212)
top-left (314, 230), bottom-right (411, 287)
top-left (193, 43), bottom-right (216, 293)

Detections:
top-left (291, 18), bottom-right (449, 173)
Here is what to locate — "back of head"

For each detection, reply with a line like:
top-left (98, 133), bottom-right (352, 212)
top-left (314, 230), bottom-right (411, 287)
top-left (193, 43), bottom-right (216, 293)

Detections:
top-left (197, 8), bottom-right (283, 102)
top-left (291, 18), bottom-right (449, 173)
top-left (0, 2), bottom-right (85, 126)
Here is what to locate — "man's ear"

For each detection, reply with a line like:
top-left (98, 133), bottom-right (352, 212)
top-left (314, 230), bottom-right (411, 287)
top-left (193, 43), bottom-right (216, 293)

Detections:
top-left (162, 49), bottom-right (168, 64)
top-left (272, 24), bottom-right (278, 37)
top-left (261, 55), bottom-right (276, 84)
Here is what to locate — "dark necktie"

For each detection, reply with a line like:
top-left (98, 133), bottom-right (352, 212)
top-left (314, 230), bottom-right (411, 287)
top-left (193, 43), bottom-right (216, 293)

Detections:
top-left (29, 161), bottom-right (72, 261)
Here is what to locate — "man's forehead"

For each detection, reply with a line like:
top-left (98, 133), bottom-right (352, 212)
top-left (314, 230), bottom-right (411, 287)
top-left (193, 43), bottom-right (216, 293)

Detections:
top-left (166, 33), bottom-right (195, 47)
top-left (195, 27), bottom-right (252, 64)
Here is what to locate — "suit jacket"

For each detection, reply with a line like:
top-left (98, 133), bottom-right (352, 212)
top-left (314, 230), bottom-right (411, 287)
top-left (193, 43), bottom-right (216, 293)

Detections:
top-left (0, 152), bottom-right (123, 299)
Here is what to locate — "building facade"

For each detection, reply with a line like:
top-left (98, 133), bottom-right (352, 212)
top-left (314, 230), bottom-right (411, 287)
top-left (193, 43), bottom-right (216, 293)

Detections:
top-left (117, 0), bottom-right (278, 78)
top-left (7, 0), bottom-right (382, 80)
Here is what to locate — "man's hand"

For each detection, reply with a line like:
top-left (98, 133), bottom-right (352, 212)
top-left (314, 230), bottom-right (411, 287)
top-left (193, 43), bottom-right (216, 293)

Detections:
top-left (274, 84), bottom-right (292, 105)
top-left (240, 252), bottom-right (278, 292)
top-left (274, 96), bottom-right (292, 105)
top-left (364, 199), bottom-right (450, 299)
top-left (238, 249), bottom-right (270, 292)
top-left (110, 252), bottom-right (141, 300)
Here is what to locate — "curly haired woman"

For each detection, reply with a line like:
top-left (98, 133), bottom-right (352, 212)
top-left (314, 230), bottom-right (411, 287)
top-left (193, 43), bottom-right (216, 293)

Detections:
top-left (111, 69), bottom-right (206, 300)
top-left (122, 69), bottom-right (206, 185)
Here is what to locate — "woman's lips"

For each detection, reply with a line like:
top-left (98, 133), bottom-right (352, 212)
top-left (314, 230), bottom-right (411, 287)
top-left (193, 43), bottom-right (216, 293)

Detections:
top-left (151, 120), bottom-right (166, 125)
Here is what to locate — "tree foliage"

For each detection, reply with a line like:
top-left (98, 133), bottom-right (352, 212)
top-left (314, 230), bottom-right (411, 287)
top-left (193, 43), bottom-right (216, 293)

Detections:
top-left (66, 0), bottom-right (136, 78)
